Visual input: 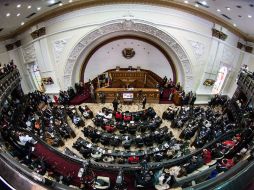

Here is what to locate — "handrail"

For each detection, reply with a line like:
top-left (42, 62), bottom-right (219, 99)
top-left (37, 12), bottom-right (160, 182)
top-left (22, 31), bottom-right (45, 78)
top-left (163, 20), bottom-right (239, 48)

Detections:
top-left (186, 159), bottom-right (254, 190)
top-left (0, 151), bottom-right (77, 190)
top-left (23, 128), bottom-right (242, 171)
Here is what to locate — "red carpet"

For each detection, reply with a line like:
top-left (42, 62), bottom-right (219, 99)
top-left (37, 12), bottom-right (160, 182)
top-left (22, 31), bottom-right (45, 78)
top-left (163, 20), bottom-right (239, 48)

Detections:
top-left (69, 89), bottom-right (91, 105)
top-left (33, 142), bottom-right (156, 189)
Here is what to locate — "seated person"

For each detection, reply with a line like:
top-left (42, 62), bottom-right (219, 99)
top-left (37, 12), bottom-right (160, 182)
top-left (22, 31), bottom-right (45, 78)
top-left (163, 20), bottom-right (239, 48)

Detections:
top-left (155, 172), bottom-right (175, 190)
top-left (217, 158), bottom-right (235, 172)
top-left (73, 114), bottom-right (83, 127)
top-left (91, 151), bottom-right (102, 161)
top-left (102, 123), bottom-right (116, 133)
top-left (115, 111), bottom-right (123, 121)
top-left (154, 152), bottom-right (164, 162)
top-left (117, 122), bottom-right (127, 134)
top-left (135, 135), bottom-right (144, 147)
top-left (79, 105), bottom-right (93, 119)
top-left (202, 149), bottom-right (212, 164)
top-left (123, 112), bottom-right (132, 122)
top-left (122, 135), bottom-right (132, 149)
top-left (110, 136), bottom-right (121, 147)
top-left (93, 176), bottom-right (110, 190)
top-left (103, 156), bottom-right (114, 163)
top-left (182, 155), bottom-right (204, 174)
top-left (18, 133), bottom-right (35, 145)
top-left (128, 122), bottom-right (137, 134)
top-left (128, 156), bottom-right (139, 164)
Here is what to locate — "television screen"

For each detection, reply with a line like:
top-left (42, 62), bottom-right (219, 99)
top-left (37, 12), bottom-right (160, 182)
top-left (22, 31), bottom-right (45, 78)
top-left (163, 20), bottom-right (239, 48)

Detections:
top-left (123, 93), bottom-right (134, 99)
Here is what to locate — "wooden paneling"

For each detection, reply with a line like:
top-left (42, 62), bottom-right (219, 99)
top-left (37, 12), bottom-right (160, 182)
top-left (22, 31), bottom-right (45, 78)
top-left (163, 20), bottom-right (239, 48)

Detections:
top-left (95, 88), bottom-right (160, 103)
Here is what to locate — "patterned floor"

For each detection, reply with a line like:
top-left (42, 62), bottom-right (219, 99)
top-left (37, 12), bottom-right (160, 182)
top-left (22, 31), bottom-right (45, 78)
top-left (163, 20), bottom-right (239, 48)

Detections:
top-left (57, 103), bottom-right (193, 158)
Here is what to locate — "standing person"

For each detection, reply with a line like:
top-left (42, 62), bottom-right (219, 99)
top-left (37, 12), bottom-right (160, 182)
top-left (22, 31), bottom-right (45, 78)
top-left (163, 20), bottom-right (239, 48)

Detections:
top-left (190, 93), bottom-right (196, 107)
top-left (142, 95), bottom-right (147, 109)
top-left (112, 98), bottom-right (119, 112)
top-left (90, 83), bottom-right (95, 101)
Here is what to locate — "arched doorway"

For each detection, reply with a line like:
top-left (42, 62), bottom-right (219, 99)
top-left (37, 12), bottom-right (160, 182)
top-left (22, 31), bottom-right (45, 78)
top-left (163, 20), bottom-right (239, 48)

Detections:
top-left (80, 36), bottom-right (177, 83)
top-left (63, 19), bottom-right (193, 91)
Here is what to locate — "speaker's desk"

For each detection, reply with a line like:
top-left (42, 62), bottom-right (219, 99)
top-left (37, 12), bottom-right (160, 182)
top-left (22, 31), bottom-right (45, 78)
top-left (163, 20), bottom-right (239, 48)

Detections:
top-left (95, 88), bottom-right (160, 103)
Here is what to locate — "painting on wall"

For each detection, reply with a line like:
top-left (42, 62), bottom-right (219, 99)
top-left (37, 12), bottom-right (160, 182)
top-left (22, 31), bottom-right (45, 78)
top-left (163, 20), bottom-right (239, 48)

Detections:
top-left (203, 79), bottom-right (215, 86)
top-left (42, 77), bottom-right (54, 85)
top-left (212, 66), bottom-right (228, 94)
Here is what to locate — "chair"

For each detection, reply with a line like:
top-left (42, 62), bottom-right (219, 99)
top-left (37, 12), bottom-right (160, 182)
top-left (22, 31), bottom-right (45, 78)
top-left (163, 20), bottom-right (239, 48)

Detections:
top-left (93, 176), bottom-right (110, 189)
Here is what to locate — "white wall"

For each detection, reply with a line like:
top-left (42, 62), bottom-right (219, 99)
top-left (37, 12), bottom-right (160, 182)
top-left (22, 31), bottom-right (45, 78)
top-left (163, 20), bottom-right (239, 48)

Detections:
top-left (0, 3), bottom-right (253, 103)
top-left (84, 38), bottom-right (174, 82)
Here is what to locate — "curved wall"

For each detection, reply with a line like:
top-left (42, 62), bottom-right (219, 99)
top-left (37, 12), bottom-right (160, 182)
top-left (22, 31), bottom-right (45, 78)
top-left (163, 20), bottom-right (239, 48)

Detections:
top-left (0, 3), bottom-right (253, 102)
top-left (82, 37), bottom-right (175, 83)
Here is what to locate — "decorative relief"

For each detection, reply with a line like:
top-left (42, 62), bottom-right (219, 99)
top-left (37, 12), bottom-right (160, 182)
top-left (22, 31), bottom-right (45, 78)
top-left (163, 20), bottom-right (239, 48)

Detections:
top-left (22, 44), bottom-right (36, 63)
top-left (221, 46), bottom-right (235, 64)
top-left (52, 38), bottom-right (70, 65)
top-left (189, 40), bottom-right (205, 59)
top-left (181, 60), bottom-right (191, 74)
top-left (64, 20), bottom-right (193, 88)
top-left (185, 76), bottom-right (194, 91)
top-left (63, 75), bottom-right (71, 90)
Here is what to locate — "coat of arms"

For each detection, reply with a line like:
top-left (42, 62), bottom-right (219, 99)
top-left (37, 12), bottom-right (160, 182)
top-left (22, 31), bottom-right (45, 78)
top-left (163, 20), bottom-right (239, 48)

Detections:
top-left (122, 48), bottom-right (135, 59)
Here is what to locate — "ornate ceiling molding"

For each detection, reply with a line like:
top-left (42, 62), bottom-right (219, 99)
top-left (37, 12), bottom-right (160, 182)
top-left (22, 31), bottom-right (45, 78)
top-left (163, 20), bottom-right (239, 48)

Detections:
top-left (0, 0), bottom-right (253, 42)
top-left (64, 20), bottom-right (194, 91)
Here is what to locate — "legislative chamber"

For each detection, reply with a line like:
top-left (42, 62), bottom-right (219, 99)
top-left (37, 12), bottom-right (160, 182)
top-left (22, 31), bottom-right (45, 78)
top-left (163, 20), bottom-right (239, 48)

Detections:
top-left (0, 1), bottom-right (254, 190)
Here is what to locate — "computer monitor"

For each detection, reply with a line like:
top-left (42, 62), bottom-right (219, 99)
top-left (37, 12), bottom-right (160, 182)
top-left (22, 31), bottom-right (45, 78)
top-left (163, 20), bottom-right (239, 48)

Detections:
top-left (123, 92), bottom-right (134, 99)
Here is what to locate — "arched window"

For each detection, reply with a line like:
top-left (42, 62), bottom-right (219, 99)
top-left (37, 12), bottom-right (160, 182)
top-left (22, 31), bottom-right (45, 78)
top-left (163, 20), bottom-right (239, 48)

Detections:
top-left (212, 66), bottom-right (228, 94)
top-left (29, 64), bottom-right (43, 91)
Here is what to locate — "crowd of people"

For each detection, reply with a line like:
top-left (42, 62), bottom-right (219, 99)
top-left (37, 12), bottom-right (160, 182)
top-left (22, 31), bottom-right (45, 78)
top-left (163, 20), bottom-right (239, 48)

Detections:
top-left (0, 66), bottom-right (254, 189)
top-left (0, 60), bottom-right (17, 80)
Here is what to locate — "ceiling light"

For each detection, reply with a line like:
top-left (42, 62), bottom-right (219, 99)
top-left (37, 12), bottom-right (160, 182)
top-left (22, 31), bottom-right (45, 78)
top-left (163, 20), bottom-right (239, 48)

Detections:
top-left (17, 4), bottom-right (21, 8)
top-left (49, 0), bottom-right (56, 4)
top-left (69, 0), bottom-right (73, 2)
top-left (59, 3), bottom-right (63, 6)
top-left (184, 0), bottom-right (189, 4)
top-left (226, 7), bottom-right (231, 11)
top-left (21, 22), bottom-right (25, 26)
top-left (201, 1), bottom-right (207, 6)
top-left (6, 13), bottom-right (10, 17)
top-left (248, 15), bottom-right (252, 18)
top-left (217, 9), bottom-right (221, 12)
top-left (195, 4), bottom-right (199, 7)
top-left (17, 13), bottom-right (20, 17)
top-left (27, 5), bottom-right (31, 9)
top-left (233, 23), bottom-right (237, 27)
top-left (37, 7), bottom-right (41, 11)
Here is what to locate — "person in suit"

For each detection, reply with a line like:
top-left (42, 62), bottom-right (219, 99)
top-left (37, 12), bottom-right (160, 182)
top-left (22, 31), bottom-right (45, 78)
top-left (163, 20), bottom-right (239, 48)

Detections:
top-left (142, 95), bottom-right (147, 109)
top-left (112, 98), bottom-right (119, 112)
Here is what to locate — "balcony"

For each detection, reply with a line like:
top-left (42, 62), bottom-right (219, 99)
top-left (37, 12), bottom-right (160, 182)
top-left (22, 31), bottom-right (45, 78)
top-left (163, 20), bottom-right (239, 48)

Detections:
top-left (0, 69), bottom-right (21, 112)
top-left (237, 72), bottom-right (254, 99)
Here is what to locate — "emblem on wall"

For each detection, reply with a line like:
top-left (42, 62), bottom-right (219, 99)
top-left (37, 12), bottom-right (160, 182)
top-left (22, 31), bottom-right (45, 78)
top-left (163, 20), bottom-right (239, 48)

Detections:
top-left (203, 79), bottom-right (215, 86)
top-left (122, 48), bottom-right (135, 59)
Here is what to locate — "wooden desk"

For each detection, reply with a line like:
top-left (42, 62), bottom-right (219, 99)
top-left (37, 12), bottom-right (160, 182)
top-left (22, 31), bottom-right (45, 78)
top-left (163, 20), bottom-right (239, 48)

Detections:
top-left (95, 88), bottom-right (160, 103)
top-left (109, 70), bottom-right (158, 88)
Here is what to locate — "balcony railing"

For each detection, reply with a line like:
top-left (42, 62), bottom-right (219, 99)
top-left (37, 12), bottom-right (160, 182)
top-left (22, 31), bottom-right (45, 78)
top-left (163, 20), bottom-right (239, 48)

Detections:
top-left (237, 72), bottom-right (254, 99)
top-left (0, 69), bottom-right (21, 113)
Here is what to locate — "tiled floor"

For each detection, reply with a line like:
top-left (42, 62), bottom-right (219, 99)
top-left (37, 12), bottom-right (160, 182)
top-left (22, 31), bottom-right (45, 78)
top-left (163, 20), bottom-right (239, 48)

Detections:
top-left (57, 103), bottom-right (187, 158)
